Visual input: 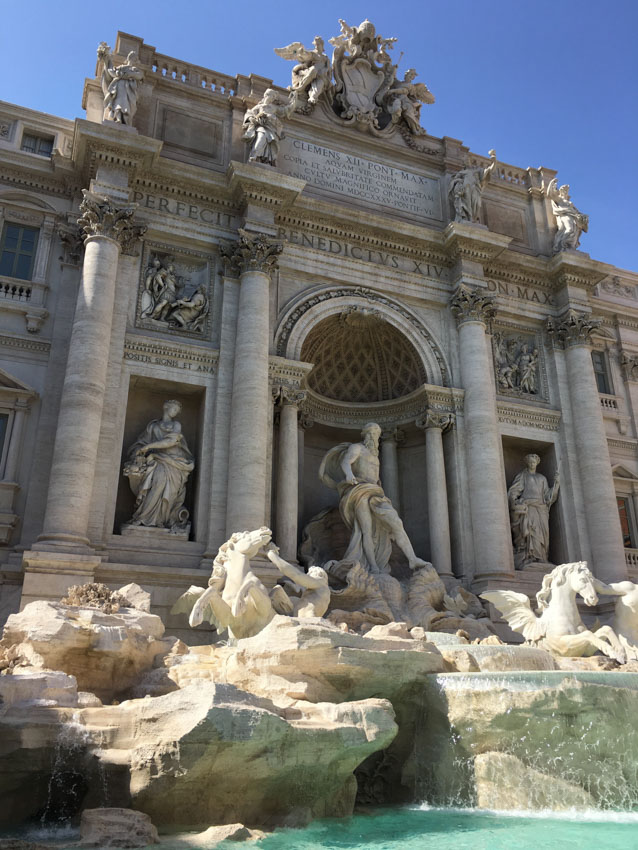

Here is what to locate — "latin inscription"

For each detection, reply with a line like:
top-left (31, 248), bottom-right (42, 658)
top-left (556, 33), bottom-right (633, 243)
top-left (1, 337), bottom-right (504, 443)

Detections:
top-left (124, 349), bottom-right (216, 374)
top-left (279, 138), bottom-right (442, 220)
top-left (486, 279), bottom-right (556, 306)
top-left (277, 227), bottom-right (446, 280)
top-left (132, 191), bottom-right (235, 227)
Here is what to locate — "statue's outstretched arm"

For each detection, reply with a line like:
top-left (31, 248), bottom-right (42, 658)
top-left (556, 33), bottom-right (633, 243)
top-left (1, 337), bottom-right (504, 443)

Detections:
top-left (266, 546), bottom-right (325, 589)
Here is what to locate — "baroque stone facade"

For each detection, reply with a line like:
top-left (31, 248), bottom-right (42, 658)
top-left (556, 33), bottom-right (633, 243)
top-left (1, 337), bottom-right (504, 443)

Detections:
top-left (0, 24), bottom-right (637, 633)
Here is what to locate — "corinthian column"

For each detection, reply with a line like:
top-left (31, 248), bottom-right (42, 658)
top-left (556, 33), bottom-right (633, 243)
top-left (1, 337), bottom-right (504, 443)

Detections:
top-left (450, 285), bottom-right (514, 579)
top-left (37, 191), bottom-right (144, 550)
top-left (222, 230), bottom-right (283, 533)
top-left (380, 428), bottom-right (403, 511)
top-left (416, 410), bottom-right (455, 579)
top-left (547, 310), bottom-right (627, 581)
top-left (275, 386), bottom-right (306, 561)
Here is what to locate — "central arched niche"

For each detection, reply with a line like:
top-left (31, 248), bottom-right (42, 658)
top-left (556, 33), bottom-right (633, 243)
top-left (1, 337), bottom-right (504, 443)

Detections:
top-left (300, 307), bottom-right (427, 403)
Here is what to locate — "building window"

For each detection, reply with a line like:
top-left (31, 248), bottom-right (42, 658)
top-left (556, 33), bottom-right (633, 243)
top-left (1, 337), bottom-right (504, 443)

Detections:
top-left (592, 350), bottom-right (613, 395)
top-left (20, 133), bottom-right (54, 158)
top-left (0, 224), bottom-right (39, 281)
top-left (618, 497), bottom-right (634, 548)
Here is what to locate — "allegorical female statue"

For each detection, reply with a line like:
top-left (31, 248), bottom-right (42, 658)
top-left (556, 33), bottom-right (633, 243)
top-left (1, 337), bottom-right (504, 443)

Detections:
top-left (97, 42), bottom-right (144, 125)
top-left (544, 177), bottom-right (589, 253)
top-left (123, 400), bottom-right (194, 533)
top-left (508, 453), bottom-right (560, 569)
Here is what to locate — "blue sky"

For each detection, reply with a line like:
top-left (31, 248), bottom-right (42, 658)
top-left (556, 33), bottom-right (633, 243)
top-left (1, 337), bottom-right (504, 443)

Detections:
top-left (1, 0), bottom-right (636, 271)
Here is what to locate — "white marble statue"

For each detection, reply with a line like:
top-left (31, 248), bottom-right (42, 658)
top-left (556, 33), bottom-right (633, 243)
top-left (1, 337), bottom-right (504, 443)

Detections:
top-left (507, 454), bottom-right (559, 569)
top-left (384, 69), bottom-right (434, 135)
top-left (265, 543), bottom-right (330, 618)
top-left (173, 528), bottom-right (330, 640)
top-left (169, 285), bottom-right (209, 332)
top-left (593, 580), bottom-right (638, 662)
top-left (449, 151), bottom-right (496, 223)
top-left (319, 422), bottom-right (430, 575)
top-left (242, 89), bottom-right (298, 166)
top-left (544, 177), bottom-right (589, 253)
top-left (482, 561), bottom-right (626, 662)
top-left (123, 400), bottom-right (194, 533)
top-left (274, 38), bottom-right (331, 105)
top-left (97, 42), bottom-right (144, 125)
top-left (140, 255), bottom-right (179, 320)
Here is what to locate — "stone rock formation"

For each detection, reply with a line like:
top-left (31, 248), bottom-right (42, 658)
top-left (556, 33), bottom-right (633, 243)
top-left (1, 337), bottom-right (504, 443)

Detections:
top-left (0, 599), bottom-right (172, 700)
top-left (79, 808), bottom-right (159, 847)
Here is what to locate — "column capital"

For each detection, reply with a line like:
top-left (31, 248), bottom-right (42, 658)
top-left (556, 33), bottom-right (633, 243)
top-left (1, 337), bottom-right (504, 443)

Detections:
top-left (220, 228), bottom-right (283, 276)
top-left (546, 309), bottom-right (602, 348)
top-left (416, 409), bottom-right (456, 432)
top-left (57, 219), bottom-right (85, 265)
top-left (298, 411), bottom-right (314, 431)
top-left (450, 284), bottom-right (496, 327)
top-left (77, 190), bottom-right (146, 252)
top-left (381, 427), bottom-right (405, 444)
top-left (274, 385), bottom-right (307, 407)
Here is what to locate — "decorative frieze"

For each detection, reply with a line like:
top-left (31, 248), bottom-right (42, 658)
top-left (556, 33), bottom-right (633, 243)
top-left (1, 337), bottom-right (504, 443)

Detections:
top-left (220, 229), bottom-right (283, 275)
top-left (449, 284), bottom-right (496, 326)
top-left (77, 190), bottom-right (146, 251)
top-left (545, 310), bottom-right (602, 348)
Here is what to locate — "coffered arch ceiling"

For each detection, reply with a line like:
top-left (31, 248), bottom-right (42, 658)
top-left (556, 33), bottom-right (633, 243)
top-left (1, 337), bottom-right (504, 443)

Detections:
top-left (300, 308), bottom-right (427, 403)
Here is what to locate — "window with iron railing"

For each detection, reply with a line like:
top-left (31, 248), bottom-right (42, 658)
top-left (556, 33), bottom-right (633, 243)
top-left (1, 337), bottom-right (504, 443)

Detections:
top-left (0, 223), bottom-right (39, 281)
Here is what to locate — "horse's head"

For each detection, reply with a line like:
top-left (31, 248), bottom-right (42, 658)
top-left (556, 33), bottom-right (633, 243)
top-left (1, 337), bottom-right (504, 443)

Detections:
top-left (537, 560), bottom-right (597, 610)
top-left (568, 560), bottom-right (598, 606)
top-left (233, 526), bottom-right (273, 557)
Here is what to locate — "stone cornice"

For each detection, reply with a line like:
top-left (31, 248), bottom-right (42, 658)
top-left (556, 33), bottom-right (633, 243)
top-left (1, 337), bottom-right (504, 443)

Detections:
top-left (443, 221), bottom-right (512, 264)
top-left (497, 401), bottom-right (561, 431)
top-left (302, 383), bottom-right (463, 429)
top-left (227, 161), bottom-right (305, 210)
top-left (0, 333), bottom-right (51, 355)
top-left (547, 250), bottom-right (608, 293)
top-left (71, 118), bottom-right (163, 183)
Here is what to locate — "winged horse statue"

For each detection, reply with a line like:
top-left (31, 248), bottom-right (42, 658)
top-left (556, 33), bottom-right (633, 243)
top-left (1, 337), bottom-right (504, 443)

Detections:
top-left (482, 561), bottom-right (626, 663)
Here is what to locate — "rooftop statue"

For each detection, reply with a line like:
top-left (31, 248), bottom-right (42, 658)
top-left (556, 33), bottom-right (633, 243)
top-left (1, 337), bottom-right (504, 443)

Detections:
top-left (97, 42), bottom-right (144, 126)
top-left (122, 400), bottom-right (194, 534)
top-left (449, 151), bottom-right (496, 223)
top-left (384, 68), bottom-right (435, 136)
top-left (275, 38), bottom-right (331, 107)
top-left (173, 528), bottom-right (329, 640)
top-left (543, 177), bottom-right (589, 253)
top-left (482, 561), bottom-right (627, 663)
top-left (243, 88), bottom-right (298, 166)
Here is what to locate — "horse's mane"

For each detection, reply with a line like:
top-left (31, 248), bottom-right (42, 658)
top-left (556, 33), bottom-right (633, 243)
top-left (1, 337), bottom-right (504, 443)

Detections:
top-left (536, 561), bottom-right (588, 610)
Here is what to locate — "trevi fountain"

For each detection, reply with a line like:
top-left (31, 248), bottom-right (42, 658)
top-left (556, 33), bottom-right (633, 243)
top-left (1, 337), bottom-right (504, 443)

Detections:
top-left (0, 15), bottom-right (638, 850)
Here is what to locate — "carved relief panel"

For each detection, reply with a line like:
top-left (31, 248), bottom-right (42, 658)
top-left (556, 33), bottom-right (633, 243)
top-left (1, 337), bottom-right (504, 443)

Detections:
top-left (136, 243), bottom-right (212, 338)
top-left (492, 329), bottom-right (547, 401)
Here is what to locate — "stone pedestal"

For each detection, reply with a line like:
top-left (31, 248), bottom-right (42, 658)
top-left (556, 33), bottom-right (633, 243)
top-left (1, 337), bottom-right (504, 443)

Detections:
top-left (451, 285), bottom-right (514, 580)
top-left (223, 231), bottom-right (283, 534)
top-left (20, 550), bottom-right (101, 608)
top-left (417, 411), bottom-right (454, 579)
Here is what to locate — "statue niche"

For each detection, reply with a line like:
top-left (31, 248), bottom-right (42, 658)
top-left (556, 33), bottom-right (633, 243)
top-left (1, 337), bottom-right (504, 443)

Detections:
top-left (122, 399), bottom-right (194, 538)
